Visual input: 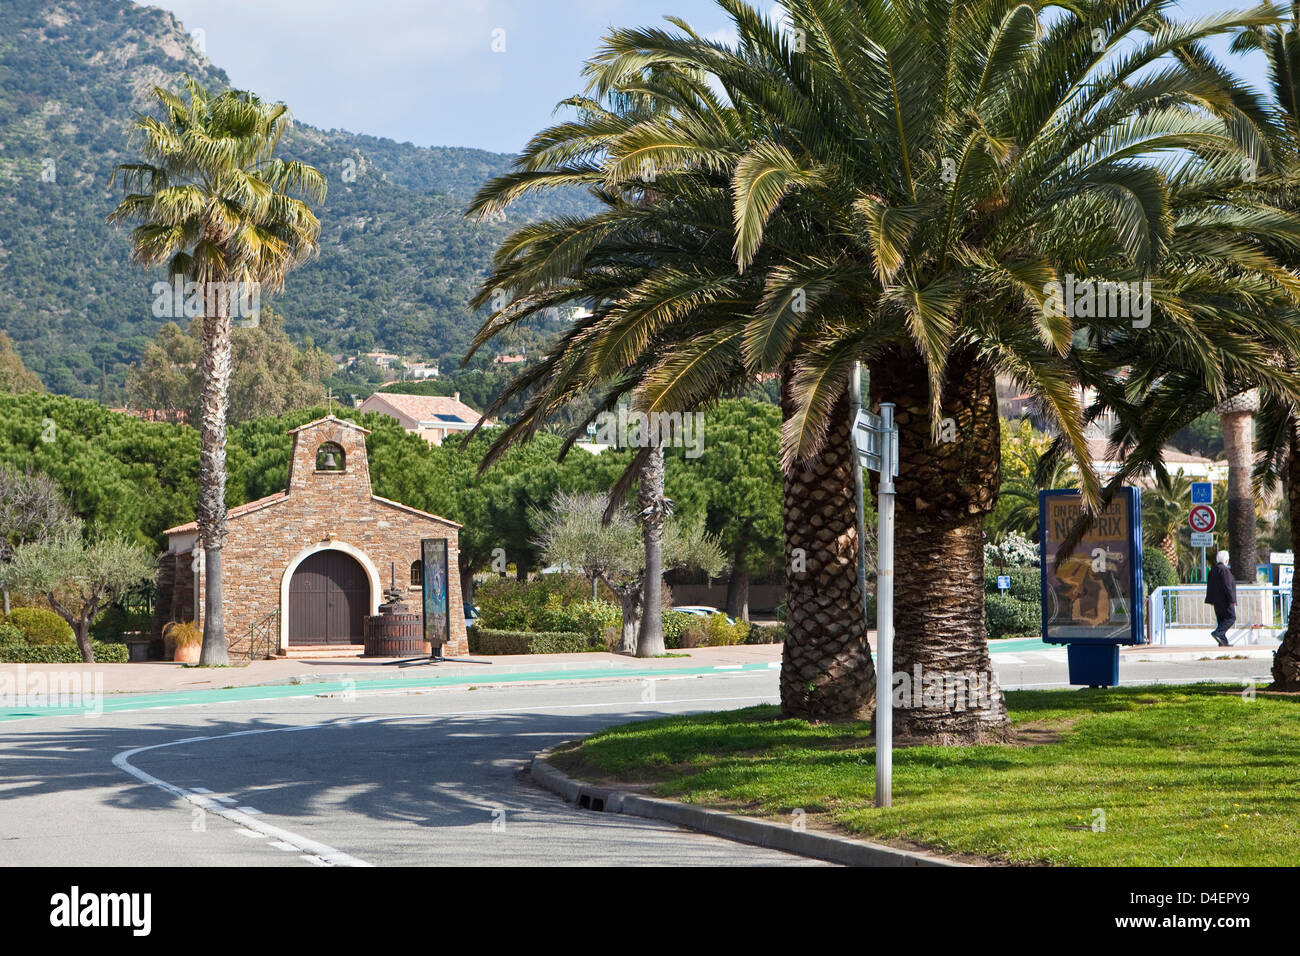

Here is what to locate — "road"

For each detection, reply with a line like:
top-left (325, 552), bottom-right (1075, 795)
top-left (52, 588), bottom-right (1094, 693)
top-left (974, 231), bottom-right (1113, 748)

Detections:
top-left (0, 647), bottom-right (1275, 866)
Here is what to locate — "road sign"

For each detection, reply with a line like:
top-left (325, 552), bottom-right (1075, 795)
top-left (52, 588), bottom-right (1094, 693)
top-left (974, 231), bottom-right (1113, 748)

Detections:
top-left (1189, 504), bottom-right (1216, 533)
top-left (854, 409), bottom-right (899, 477)
top-left (1191, 482), bottom-right (1212, 504)
top-left (997, 575), bottom-right (1010, 591)
top-left (1190, 531), bottom-right (1214, 548)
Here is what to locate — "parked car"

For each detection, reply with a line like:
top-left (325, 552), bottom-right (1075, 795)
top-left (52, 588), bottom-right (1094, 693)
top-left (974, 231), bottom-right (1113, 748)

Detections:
top-left (674, 605), bottom-right (737, 625)
top-left (464, 604), bottom-right (480, 629)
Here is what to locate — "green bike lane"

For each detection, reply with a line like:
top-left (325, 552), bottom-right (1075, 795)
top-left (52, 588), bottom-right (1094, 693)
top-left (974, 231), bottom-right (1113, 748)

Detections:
top-left (0, 638), bottom-right (1054, 723)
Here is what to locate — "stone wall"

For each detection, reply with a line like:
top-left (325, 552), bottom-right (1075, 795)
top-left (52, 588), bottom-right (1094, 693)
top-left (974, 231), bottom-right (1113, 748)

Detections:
top-left (163, 416), bottom-right (466, 657)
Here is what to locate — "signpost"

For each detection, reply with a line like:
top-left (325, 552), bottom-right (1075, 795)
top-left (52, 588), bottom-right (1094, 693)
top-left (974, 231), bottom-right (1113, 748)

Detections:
top-left (1191, 482), bottom-right (1212, 504)
top-left (997, 575), bottom-right (1011, 593)
top-left (852, 399), bottom-right (897, 808)
top-left (1189, 504), bottom-right (1216, 582)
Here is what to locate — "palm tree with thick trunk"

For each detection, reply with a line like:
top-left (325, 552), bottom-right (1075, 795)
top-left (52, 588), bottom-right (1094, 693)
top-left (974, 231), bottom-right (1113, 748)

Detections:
top-left (110, 78), bottom-right (324, 665)
top-left (1216, 390), bottom-right (1261, 581)
top-left (467, 0), bottom-right (1300, 741)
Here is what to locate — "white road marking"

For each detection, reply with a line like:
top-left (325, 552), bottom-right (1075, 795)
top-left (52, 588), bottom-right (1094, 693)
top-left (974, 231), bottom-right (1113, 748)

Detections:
top-left (270, 841), bottom-right (298, 852)
top-left (110, 694), bottom-right (777, 869)
top-left (237, 806), bottom-right (263, 814)
top-left (112, 732), bottom-right (373, 868)
top-left (235, 828), bottom-right (266, 838)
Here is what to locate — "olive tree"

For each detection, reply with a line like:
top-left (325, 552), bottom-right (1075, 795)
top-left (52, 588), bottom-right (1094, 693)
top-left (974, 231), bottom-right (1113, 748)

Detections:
top-left (7, 523), bottom-right (156, 663)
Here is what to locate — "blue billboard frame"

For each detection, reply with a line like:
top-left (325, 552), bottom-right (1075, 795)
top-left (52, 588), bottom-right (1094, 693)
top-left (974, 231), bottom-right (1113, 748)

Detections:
top-left (1038, 487), bottom-right (1145, 647)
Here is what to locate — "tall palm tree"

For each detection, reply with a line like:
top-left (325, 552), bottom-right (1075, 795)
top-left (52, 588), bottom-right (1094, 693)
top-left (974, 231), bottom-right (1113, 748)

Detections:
top-left (1233, 5), bottom-right (1300, 689)
top-left (109, 77), bottom-right (325, 665)
top-left (467, 0), bottom-right (1300, 740)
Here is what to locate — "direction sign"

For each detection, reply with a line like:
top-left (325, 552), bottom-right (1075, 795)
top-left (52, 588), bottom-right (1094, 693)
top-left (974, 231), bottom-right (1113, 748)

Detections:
top-left (853, 410), bottom-right (898, 477)
top-left (1189, 504), bottom-right (1216, 533)
top-left (1191, 531), bottom-right (1215, 548)
top-left (997, 575), bottom-right (1011, 591)
top-left (1191, 482), bottom-right (1212, 504)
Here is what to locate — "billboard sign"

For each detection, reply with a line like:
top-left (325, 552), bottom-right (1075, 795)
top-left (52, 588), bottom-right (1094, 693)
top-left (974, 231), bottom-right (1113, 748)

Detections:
top-left (1039, 488), bottom-right (1144, 645)
top-left (421, 538), bottom-right (450, 650)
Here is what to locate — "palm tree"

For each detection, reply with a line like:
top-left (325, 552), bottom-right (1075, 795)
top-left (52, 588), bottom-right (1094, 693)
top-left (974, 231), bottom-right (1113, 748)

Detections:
top-left (1140, 470), bottom-right (1195, 575)
top-left (1233, 5), bottom-right (1300, 689)
top-left (109, 77), bottom-right (325, 665)
top-left (467, 0), bottom-right (1300, 740)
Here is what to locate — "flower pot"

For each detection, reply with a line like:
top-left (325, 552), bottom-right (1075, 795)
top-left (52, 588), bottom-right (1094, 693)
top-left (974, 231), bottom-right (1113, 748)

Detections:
top-left (173, 643), bottom-right (201, 664)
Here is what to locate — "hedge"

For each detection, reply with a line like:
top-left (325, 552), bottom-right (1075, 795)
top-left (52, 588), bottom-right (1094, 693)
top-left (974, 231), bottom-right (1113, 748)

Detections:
top-left (467, 628), bottom-right (587, 655)
top-left (1143, 549), bottom-right (1177, 595)
top-left (0, 641), bottom-right (129, 663)
top-left (985, 594), bottom-right (1041, 640)
top-left (4, 608), bottom-right (76, 645)
top-left (984, 566), bottom-right (1040, 603)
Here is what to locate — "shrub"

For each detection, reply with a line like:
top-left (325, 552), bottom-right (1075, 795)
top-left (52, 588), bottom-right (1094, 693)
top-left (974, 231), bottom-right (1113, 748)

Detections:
top-left (467, 627), bottom-right (587, 655)
top-left (475, 574), bottom-right (593, 631)
top-left (985, 531), bottom-right (1040, 568)
top-left (984, 566), bottom-right (1040, 603)
top-left (0, 641), bottom-right (128, 663)
top-left (746, 623), bottom-right (786, 644)
top-left (704, 612), bottom-right (750, 647)
top-left (1143, 549), bottom-right (1177, 595)
top-left (0, 622), bottom-right (25, 645)
top-left (569, 600), bottom-right (621, 647)
top-left (162, 621), bottom-right (201, 654)
top-left (985, 594), bottom-right (1041, 639)
top-left (91, 606), bottom-right (153, 643)
top-left (680, 622), bottom-right (709, 648)
top-left (4, 608), bottom-right (75, 645)
top-left (662, 610), bottom-right (694, 649)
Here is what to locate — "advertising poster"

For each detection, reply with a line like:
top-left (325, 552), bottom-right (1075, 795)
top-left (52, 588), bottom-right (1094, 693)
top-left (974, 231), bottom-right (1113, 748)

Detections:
top-left (421, 538), bottom-right (450, 649)
top-left (1039, 489), bottom-right (1143, 644)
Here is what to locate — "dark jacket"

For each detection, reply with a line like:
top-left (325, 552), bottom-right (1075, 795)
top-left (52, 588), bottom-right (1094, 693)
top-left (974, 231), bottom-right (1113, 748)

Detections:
top-left (1205, 563), bottom-right (1237, 613)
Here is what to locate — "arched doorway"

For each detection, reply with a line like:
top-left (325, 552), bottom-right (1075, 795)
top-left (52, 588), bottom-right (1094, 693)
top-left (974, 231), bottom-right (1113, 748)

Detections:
top-left (288, 549), bottom-right (370, 645)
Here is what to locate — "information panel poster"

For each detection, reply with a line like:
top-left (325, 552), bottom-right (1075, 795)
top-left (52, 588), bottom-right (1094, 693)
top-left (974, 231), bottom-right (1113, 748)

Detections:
top-left (421, 538), bottom-right (450, 649)
top-left (1038, 488), bottom-right (1144, 644)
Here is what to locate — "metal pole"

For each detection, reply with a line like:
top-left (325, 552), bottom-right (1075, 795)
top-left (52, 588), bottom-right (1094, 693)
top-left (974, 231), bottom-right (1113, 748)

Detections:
top-left (1201, 547), bottom-right (1207, 584)
top-left (875, 403), bottom-right (896, 808)
top-left (849, 363), bottom-right (870, 624)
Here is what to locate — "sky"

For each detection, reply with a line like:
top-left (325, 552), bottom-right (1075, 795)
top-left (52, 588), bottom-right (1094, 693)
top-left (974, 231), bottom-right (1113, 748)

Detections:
top-left (144, 0), bottom-right (1273, 156)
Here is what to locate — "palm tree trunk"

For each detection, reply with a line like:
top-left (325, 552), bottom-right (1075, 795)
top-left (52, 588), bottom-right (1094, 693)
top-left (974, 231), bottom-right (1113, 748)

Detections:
top-left (779, 370), bottom-right (876, 721)
top-left (637, 444), bottom-right (667, 658)
top-left (1217, 392), bottom-right (1260, 583)
top-left (1272, 426), bottom-right (1300, 690)
top-left (614, 584), bottom-right (642, 654)
top-left (725, 543), bottom-right (750, 622)
top-left (870, 344), bottom-right (1010, 743)
top-left (197, 290), bottom-right (232, 667)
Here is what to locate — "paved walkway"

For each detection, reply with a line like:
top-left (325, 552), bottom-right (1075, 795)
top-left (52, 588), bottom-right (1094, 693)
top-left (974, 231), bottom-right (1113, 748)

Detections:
top-left (1, 644), bottom-right (785, 697)
top-left (0, 636), bottom-right (1278, 702)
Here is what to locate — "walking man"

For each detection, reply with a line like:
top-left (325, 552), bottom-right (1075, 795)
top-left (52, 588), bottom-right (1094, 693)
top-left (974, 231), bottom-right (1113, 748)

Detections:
top-left (1205, 550), bottom-right (1237, 647)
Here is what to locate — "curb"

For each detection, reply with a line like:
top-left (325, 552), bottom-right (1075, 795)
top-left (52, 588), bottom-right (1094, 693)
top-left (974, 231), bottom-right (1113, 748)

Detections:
top-left (530, 748), bottom-right (967, 868)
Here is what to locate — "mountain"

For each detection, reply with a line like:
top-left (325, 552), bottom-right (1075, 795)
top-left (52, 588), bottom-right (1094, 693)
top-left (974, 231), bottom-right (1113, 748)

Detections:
top-left (0, 0), bottom-right (588, 398)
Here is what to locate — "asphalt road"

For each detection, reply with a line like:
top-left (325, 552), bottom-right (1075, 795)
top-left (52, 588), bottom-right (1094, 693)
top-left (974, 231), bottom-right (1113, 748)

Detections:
top-left (0, 649), bottom-right (1277, 866)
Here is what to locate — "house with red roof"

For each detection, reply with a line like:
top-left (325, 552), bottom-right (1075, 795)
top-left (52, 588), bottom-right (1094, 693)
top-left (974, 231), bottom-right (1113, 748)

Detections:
top-left (356, 391), bottom-right (484, 445)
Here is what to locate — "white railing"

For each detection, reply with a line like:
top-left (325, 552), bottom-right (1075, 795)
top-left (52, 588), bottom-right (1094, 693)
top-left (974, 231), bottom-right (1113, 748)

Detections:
top-left (1149, 585), bottom-right (1289, 646)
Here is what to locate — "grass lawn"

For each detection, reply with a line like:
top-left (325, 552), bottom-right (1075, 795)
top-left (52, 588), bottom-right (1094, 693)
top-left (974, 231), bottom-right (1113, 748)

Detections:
top-left (549, 684), bottom-right (1300, 865)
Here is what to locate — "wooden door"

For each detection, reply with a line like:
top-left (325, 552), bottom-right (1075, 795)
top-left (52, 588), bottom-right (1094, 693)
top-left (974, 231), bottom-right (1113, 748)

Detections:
top-left (288, 550), bottom-right (369, 644)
